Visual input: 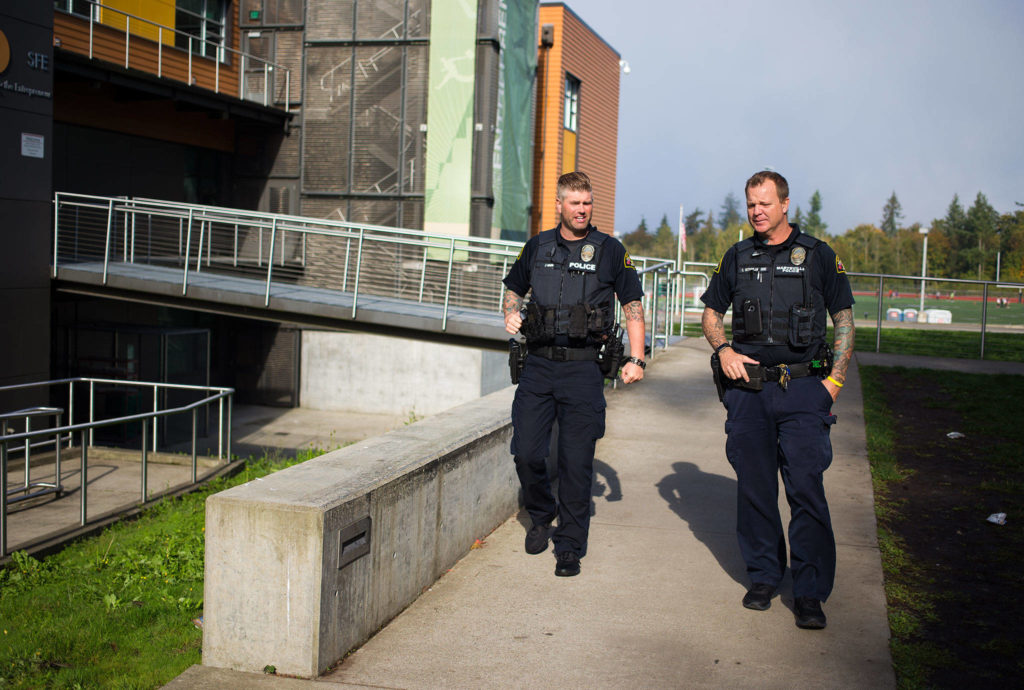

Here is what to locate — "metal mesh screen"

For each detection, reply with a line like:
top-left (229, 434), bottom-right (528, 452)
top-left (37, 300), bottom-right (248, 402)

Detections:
top-left (275, 30), bottom-right (304, 104)
top-left (306, 0), bottom-right (355, 41)
top-left (303, 45), bottom-right (354, 192)
top-left (357, 0), bottom-right (407, 39)
top-left (351, 45), bottom-right (404, 194)
top-left (403, 45), bottom-right (429, 195)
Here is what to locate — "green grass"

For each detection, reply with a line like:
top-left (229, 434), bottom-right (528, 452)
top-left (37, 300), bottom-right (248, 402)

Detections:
top-left (860, 367), bottom-right (1024, 687)
top-left (0, 449), bottom-right (323, 689)
top-left (850, 292), bottom-right (1024, 327)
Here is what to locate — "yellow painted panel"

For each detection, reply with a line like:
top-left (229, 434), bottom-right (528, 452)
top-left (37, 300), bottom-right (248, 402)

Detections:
top-left (100, 0), bottom-right (176, 45)
top-left (561, 129), bottom-right (576, 175)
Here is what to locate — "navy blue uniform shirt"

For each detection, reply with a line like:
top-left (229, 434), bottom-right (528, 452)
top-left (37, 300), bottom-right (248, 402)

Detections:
top-left (503, 225), bottom-right (644, 305)
top-left (701, 225), bottom-right (854, 365)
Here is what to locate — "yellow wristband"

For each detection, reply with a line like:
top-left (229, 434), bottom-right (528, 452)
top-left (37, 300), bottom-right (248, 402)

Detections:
top-left (827, 376), bottom-right (844, 388)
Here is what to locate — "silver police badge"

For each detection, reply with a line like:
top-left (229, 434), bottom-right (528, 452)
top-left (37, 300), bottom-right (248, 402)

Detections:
top-left (790, 246), bottom-right (807, 266)
top-left (581, 244), bottom-right (595, 262)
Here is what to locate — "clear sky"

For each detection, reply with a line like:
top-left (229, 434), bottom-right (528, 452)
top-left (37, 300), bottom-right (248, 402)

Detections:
top-left (571, 0), bottom-right (1024, 237)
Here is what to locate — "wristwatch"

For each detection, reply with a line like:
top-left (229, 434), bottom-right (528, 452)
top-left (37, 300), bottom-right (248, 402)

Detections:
top-left (626, 356), bottom-right (646, 369)
top-left (714, 342), bottom-right (732, 354)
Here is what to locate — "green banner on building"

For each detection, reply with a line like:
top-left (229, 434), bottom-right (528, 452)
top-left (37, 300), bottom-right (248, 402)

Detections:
top-left (493, 0), bottom-right (537, 243)
top-left (423, 0), bottom-right (478, 237)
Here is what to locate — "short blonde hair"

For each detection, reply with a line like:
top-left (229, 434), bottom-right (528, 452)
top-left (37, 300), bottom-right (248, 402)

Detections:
top-left (557, 171), bottom-right (593, 200)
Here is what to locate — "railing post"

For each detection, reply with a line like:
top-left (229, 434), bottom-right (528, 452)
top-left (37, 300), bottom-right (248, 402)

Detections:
top-left (158, 27), bottom-right (163, 77)
top-left (55, 412), bottom-right (62, 492)
top-left (419, 245), bottom-right (428, 303)
top-left (188, 35), bottom-right (193, 86)
top-left (141, 415), bottom-right (148, 502)
top-left (22, 416), bottom-right (31, 491)
top-left (875, 275), bottom-right (884, 353)
top-left (441, 238), bottom-right (456, 330)
top-left (68, 381), bottom-right (75, 449)
top-left (264, 63), bottom-right (270, 107)
top-left (285, 70), bottom-right (291, 113)
top-left (1, 442), bottom-right (7, 558)
top-left (153, 385), bottom-right (159, 453)
top-left (191, 408), bottom-right (198, 484)
top-left (80, 429), bottom-right (89, 526)
top-left (52, 192), bottom-right (60, 278)
top-left (183, 208), bottom-right (194, 294)
top-left (352, 228), bottom-right (366, 317)
top-left (196, 220), bottom-right (205, 273)
top-left (980, 282), bottom-right (989, 359)
top-left (89, 380), bottom-right (95, 447)
top-left (225, 393), bottom-right (233, 462)
top-left (124, 15), bottom-right (130, 69)
top-left (650, 272), bottom-right (659, 361)
top-left (265, 219), bottom-right (277, 307)
top-left (102, 198), bottom-right (114, 284)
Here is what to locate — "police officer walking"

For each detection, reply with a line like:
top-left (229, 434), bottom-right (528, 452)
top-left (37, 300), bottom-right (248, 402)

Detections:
top-left (701, 170), bottom-right (855, 628)
top-left (502, 171), bottom-right (646, 577)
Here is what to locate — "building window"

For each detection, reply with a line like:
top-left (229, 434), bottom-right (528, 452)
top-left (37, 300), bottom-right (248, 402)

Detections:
top-left (563, 74), bottom-right (580, 132)
top-left (175, 0), bottom-right (228, 60)
top-left (562, 73), bottom-right (580, 174)
top-left (55, 0), bottom-right (93, 19)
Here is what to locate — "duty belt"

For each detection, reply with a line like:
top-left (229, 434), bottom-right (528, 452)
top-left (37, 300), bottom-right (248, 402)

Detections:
top-left (734, 361), bottom-right (823, 391)
top-left (529, 346), bottom-right (599, 362)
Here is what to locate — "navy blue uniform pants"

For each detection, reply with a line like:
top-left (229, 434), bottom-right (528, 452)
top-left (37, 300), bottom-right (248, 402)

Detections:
top-left (511, 355), bottom-right (606, 557)
top-left (723, 375), bottom-right (837, 600)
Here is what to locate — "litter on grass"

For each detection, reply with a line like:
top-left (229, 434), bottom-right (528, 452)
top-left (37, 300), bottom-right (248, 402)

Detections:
top-left (946, 431), bottom-right (965, 439)
top-left (986, 513), bottom-right (1007, 525)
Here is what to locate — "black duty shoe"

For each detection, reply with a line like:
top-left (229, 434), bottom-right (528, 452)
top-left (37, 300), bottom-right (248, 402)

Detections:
top-left (554, 551), bottom-right (581, 577)
top-left (794, 597), bottom-right (827, 629)
top-left (524, 522), bottom-right (551, 555)
top-left (742, 583), bottom-right (776, 611)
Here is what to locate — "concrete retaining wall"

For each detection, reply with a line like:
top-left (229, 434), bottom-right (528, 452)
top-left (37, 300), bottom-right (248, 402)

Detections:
top-left (300, 330), bottom-right (508, 416)
top-left (201, 385), bottom-right (519, 678)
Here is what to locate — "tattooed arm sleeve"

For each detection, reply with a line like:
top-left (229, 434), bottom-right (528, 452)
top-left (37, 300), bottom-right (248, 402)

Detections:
top-left (829, 308), bottom-right (855, 384)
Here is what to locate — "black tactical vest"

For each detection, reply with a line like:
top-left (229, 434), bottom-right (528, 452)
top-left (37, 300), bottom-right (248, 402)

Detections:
top-left (522, 228), bottom-right (616, 346)
top-left (730, 233), bottom-right (827, 349)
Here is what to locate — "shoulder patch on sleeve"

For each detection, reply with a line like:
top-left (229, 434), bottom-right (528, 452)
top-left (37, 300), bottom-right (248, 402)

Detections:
top-left (836, 255), bottom-right (846, 274)
top-left (623, 251), bottom-right (636, 270)
top-left (713, 255), bottom-right (723, 274)
top-left (515, 246), bottom-right (524, 261)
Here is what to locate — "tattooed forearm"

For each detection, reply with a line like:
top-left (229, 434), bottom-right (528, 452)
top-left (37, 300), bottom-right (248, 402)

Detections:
top-left (623, 300), bottom-right (644, 324)
top-left (701, 307), bottom-right (728, 349)
top-left (502, 289), bottom-right (523, 316)
top-left (830, 308), bottom-right (855, 383)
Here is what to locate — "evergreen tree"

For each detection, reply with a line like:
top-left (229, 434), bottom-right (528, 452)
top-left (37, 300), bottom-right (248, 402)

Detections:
top-left (880, 191), bottom-right (903, 237)
top-left (792, 206), bottom-right (804, 228)
top-left (803, 190), bottom-right (827, 237)
top-left (653, 214), bottom-right (676, 258)
top-left (683, 208), bottom-right (703, 240)
top-left (965, 192), bottom-right (999, 280)
top-left (620, 216), bottom-right (652, 256)
top-left (719, 192), bottom-right (742, 231)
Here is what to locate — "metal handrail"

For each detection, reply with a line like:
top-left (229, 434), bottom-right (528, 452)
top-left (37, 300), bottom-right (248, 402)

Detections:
top-left (56, 0), bottom-right (291, 111)
top-left (1, 377), bottom-right (234, 558)
top-left (53, 192), bottom-right (533, 326)
top-left (1, 407), bottom-right (65, 508)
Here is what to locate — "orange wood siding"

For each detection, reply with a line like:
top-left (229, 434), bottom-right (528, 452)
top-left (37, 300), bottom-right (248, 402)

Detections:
top-left (54, 9), bottom-right (241, 102)
top-left (532, 5), bottom-right (620, 237)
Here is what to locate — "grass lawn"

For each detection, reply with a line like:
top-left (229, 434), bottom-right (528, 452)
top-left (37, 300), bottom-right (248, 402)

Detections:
top-left (0, 451), bottom-right (316, 689)
top-left (860, 367), bottom-right (1024, 688)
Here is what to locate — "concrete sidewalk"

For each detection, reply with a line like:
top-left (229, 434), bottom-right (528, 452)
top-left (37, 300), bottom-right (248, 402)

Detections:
top-left (169, 338), bottom-right (896, 688)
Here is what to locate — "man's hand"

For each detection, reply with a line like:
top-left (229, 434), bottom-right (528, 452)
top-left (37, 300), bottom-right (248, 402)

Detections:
top-left (822, 378), bottom-right (840, 401)
top-left (621, 360), bottom-right (644, 384)
top-left (718, 347), bottom-right (759, 382)
top-left (504, 310), bottom-right (522, 334)
top-left (502, 289), bottom-right (524, 334)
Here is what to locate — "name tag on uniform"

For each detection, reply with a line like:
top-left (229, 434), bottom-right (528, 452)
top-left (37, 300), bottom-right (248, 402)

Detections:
top-left (775, 265), bottom-right (805, 274)
top-left (568, 261), bottom-right (597, 272)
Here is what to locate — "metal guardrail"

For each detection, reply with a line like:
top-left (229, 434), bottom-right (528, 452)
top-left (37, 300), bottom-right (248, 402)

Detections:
top-left (53, 193), bottom-right (684, 341)
top-left (56, 0), bottom-right (291, 111)
top-left (0, 377), bottom-right (233, 558)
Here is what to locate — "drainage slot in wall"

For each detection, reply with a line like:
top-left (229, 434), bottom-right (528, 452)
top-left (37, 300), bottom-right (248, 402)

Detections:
top-left (338, 516), bottom-right (371, 569)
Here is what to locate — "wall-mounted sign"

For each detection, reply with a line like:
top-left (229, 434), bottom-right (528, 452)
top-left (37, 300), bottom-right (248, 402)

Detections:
top-left (21, 133), bottom-right (45, 159)
top-left (0, 29), bottom-right (11, 74)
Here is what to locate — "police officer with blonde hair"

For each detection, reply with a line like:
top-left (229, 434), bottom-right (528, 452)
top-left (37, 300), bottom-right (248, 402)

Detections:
top-left (502, 171), bottom-right (645, 577)
top-left (701, 170), bottom-right (855, 628)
